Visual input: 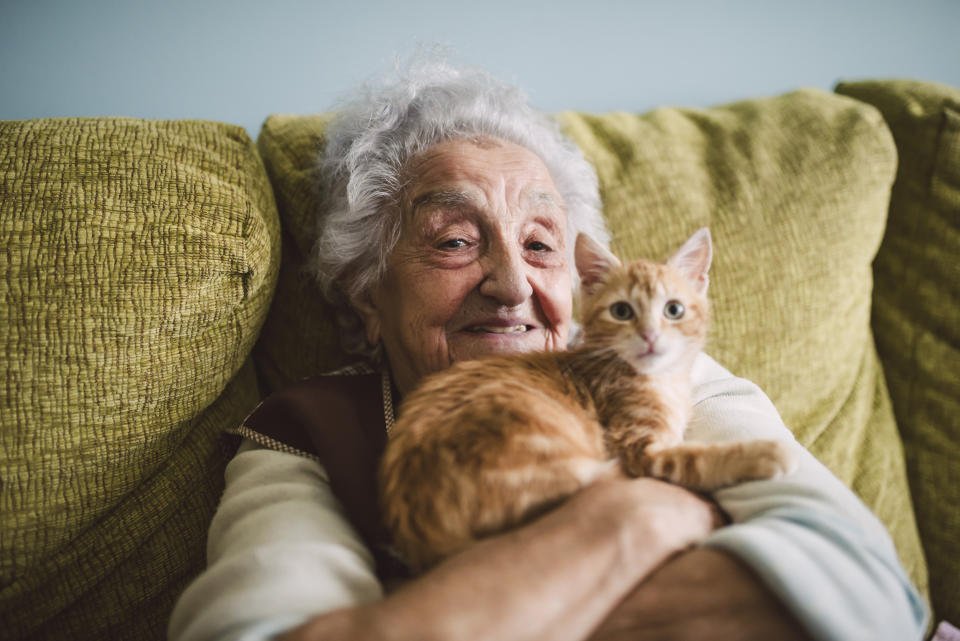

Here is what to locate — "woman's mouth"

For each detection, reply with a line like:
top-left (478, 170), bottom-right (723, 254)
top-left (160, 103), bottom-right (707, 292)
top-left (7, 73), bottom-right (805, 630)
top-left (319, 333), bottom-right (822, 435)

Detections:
top-left (449, 321), bottom-right (548, 359)
top-left (468, 324), bottom-right (532, 334)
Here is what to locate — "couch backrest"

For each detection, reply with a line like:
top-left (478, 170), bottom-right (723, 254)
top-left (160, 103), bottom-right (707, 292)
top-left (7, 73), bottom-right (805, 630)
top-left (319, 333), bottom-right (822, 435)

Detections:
top-left (837, 79), bottom-right (960, 627)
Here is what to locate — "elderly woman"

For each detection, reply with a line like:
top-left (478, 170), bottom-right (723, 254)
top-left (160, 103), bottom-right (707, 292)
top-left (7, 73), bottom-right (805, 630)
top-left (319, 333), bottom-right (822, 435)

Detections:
top-left (168, 58), bottom-right (927, 641)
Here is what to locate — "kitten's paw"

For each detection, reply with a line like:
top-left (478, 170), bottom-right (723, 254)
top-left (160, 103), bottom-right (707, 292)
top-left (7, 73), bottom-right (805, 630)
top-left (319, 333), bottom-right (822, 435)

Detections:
top-left (743, 439), bottom-right (799, 480)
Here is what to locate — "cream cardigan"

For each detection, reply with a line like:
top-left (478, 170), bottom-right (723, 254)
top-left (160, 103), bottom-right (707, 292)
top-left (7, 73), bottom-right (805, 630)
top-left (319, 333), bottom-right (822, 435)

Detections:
top-left (168, 353), bottom-right (927, 641)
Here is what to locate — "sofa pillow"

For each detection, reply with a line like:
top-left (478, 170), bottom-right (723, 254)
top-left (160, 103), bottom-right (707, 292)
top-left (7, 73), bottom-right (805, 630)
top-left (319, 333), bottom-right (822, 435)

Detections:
top-left (252, 114), bottom-right (353, 393)
top-left (556, 90), bottom-right (927, 600)
top-left (836, 79), bottom-right (960, 627)
top-left (0, 118), bottom-right (280, 641)
top-left (253, 90), bottom-right (927, 602)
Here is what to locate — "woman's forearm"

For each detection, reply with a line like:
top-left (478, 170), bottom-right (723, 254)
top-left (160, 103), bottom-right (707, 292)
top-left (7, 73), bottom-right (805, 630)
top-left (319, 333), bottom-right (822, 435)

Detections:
top-left (282, 476), bottom-right (717, 641)
top-left (588, 547), bottom-right (812, 641)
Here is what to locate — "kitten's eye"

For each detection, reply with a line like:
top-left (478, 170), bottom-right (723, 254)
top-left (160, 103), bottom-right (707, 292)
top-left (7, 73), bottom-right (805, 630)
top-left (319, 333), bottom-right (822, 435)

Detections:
top-left (609, 301), bottom-right (635, 321)
top-left (664, 300), bottom-right (685, 320)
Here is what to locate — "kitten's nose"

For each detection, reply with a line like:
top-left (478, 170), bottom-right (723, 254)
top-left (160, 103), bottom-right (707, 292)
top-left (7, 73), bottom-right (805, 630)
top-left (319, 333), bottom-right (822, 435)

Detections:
top-left (641, 330), bottom-right (659, 346)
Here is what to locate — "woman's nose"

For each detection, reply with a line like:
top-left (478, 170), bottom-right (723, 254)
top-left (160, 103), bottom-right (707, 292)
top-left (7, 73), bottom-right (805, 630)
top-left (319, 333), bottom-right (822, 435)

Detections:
top-left (479, 243), bottom-right (534, 306)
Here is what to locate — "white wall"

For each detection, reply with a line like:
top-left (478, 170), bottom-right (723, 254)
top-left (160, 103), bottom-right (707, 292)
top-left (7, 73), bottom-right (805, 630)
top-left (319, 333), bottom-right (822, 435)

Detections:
top-left (2, 0), bottom-right (958, 138)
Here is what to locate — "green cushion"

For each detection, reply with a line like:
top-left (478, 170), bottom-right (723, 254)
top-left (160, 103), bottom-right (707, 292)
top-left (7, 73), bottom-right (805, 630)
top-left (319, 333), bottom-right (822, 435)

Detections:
top-left (0, 118), bottom-right (281, 640)
top-left (556, 90), bottom-right (927, 603)
top-left (254, 114), bottom-right (355, 392)
top-left (254, 90), bottom-right (928, 604)
top-left (836, 79), bottom-right (960, 626)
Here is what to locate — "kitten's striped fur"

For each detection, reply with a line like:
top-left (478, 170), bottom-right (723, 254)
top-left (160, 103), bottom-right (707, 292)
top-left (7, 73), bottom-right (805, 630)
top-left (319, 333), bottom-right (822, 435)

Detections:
top-left (379, 228), bottom-right (796, 571)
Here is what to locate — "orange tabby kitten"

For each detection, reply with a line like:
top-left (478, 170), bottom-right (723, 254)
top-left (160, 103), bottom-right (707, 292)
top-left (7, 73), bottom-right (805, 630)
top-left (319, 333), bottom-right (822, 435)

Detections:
top-left (379, 228), bottom-right (796, 571)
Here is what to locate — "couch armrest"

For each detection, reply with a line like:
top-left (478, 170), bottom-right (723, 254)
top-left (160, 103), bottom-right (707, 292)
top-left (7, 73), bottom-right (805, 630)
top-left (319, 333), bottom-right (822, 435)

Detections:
top-left (0, 117), bottom-right (281, 641)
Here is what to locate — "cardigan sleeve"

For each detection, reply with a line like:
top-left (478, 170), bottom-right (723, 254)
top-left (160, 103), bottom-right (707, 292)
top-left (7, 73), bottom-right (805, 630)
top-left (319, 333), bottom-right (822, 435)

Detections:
top-left (167, 439), bottom-right (383, 641)
top-left (690, 353), bottom-right (929, 641)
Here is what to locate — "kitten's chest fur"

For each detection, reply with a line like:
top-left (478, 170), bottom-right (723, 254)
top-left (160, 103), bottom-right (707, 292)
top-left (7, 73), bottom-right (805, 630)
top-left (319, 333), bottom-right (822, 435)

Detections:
top-left (560, 348), bottom-right (691, 448)
top-left (378, 347), bottom-right (702, 572)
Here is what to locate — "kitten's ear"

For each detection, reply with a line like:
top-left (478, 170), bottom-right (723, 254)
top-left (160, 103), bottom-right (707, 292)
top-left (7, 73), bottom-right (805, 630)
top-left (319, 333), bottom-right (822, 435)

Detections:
top-left (575, 233), bottom-right (621, 292)
top-left (668, 227), bottom-right (712, 294)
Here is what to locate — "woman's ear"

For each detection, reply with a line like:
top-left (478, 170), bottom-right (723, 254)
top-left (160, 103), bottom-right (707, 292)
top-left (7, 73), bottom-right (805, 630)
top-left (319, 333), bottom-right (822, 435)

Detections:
top-left (351, 290), bottom-right (382, 346)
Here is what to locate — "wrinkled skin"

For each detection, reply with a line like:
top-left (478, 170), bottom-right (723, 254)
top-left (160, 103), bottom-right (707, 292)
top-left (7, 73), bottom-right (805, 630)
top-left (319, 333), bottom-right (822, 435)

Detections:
top-left (354, 137), bottom-right (573, 394)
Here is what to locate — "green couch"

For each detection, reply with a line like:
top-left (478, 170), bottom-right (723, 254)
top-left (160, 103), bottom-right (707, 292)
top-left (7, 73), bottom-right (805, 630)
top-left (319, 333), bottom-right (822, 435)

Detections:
top-left (1, 79), bottom-right (957, 640)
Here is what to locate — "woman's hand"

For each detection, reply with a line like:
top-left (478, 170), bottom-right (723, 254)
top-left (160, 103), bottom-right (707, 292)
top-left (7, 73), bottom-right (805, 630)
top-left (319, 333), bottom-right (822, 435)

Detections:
top-left (610, 475), bottom-right (727, 559)
top-left (583, 478), bottom-right (810, 641)
top-left (282, 475), bottom-right (721, 641)
top-left (587, 548), bottom-right (813, 641)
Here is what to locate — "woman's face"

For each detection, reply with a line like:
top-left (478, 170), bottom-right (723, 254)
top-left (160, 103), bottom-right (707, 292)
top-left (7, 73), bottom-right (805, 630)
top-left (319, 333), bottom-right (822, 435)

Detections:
top-left (355, 137), bottom-right (573, 394)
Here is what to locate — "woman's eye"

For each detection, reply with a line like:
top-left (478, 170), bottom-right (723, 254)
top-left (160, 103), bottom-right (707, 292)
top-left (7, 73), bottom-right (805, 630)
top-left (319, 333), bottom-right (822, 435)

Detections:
top-left (527, 241), bottom-right (551, 252)
top-left (664, 300), bottom-right (685, 320)
top-left (609, 301), bottom-right (635, 321)
top-left (439, 238), bottom-right (468, 249)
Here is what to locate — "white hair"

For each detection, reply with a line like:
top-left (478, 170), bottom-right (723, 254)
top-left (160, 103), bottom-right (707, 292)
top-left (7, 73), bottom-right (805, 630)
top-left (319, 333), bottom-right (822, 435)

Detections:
top-left (312, 51), bottom-right (608, 355)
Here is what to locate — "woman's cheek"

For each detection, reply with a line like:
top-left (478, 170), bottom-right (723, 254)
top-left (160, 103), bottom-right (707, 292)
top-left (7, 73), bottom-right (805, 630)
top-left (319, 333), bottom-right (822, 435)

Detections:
top-left (537, 269), bottom-right (573, 331)
top-left (436, 264), bottom-right (485, 305)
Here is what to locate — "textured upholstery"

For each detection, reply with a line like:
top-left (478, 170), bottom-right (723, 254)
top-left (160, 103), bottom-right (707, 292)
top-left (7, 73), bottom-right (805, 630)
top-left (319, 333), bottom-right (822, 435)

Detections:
top-left (5, 79), bottom-right (955, 638)
top-left (254, 113), bottom-right (353, 393)
top-left (254, 89), bottom-right (928, 603)
top-left (836, 79), bottom-right (960, 627)
top-left (0, 118), bottom-right (281, 640)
